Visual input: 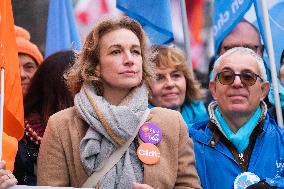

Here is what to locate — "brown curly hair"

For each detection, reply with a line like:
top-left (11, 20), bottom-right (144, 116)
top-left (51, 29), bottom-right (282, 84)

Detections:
top-left (151, 45), bottom-right (203, 102)
top-left (64, 16), bottom-right (153, 95)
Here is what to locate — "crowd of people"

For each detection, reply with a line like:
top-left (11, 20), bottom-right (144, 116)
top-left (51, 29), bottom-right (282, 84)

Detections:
top-left (1, 15), bottom-right (284, 189)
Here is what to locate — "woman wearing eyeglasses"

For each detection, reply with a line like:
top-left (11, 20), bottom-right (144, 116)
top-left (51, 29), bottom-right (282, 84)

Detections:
top-left (148, 45), bottom-right (208, 129)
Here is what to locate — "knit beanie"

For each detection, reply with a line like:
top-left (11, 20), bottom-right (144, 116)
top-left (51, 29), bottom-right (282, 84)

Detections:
top-left (15, 26), bottom-right (43, 65)
top-left (14, 25), bottom-right (30, 40)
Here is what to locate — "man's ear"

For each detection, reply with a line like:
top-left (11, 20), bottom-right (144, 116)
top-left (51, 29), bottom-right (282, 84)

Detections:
top-left (258, 44), bottom-right (264, 57)
top-left (209, 81), bottom-right (217, 100)
top-left (260, 81), bottom-right (270, 100)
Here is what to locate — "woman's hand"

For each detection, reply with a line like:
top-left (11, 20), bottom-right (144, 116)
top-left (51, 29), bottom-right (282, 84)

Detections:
top-left (132, 182), bottom-right (154, 189)
top-left (0, 161), bottom-right (17, 189)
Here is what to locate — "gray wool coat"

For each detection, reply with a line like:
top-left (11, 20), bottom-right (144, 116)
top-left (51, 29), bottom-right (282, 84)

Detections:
top-left (37, 107), bottom-right (201, 189)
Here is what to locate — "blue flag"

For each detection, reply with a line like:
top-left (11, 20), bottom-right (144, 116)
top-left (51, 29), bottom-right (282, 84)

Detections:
top-left (213, 0), bottom-right (253, 54)
top-left (116, 0), bottom-right (173, 44)
top-left (45, 0), bottom-right (81, 57)
top-left (213, 0), bottom-right (284, 73)
top-left (254, 0), bottom-right (284, 73)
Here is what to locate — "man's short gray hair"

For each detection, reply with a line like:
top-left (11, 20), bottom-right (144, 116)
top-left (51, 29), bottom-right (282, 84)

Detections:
top-left (211, 47), bottom-right (267, 82)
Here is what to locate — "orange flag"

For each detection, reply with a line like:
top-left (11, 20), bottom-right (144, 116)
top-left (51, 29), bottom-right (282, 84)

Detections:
top-left (0, 1), bottom-right (24, 140)
top-left (2, 133), bottom-right (18, 171)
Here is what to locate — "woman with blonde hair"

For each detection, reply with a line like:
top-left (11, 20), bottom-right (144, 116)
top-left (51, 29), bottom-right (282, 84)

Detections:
top-left (37, 16), bottom-right (201, 189)
top-left (148, 45), bottom-right (208, 128)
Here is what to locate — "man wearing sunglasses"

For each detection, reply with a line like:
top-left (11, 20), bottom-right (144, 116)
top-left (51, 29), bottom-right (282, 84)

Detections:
top-left (205, 19), bottom-right (266, 109)
top-left (190, 47), bottom-right (284, 189)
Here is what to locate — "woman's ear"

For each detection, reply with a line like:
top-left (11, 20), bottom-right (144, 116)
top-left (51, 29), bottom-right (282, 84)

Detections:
top-left (95, 65), bottom-right (100, 77)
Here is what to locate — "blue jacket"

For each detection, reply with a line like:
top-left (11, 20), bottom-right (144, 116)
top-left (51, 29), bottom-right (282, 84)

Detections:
top-left (149, 101), bottom-right (208, 130)
top-left (189, 114), bottom-right (284, 189)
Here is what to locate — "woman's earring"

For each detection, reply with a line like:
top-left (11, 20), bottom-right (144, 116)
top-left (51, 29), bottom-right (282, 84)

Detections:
top-left (94, 69), bottom-right (100, 78)
top-left (94, 65), bottom-right (101, 78)
top-left (148, 91), bottom-right (153, 101)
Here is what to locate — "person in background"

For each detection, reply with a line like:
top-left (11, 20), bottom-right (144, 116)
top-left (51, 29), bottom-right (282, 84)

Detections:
top-left (268, 49), bottom-right (284, 122)
top-left (13, 50), bottom-right (75, 185)
top-left (280, 50), bottom-right (284, 84)
top-left (190, 47), bottom-right (284, 189)
top-left (217, 20), bottom-right (263, 57)
top-left (37, 16), bottom-right (201, 189)
top-left (148, 45), bottom-right (208, 128)
top-left (14, 25), bottom-right (43, 97)
top-left (0, 26), bottom-right (37, 189)
top-left (0, 161), bottom-right (18, 189)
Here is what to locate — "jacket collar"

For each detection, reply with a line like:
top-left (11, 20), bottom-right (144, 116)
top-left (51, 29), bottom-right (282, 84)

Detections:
top-left (190, 101), bottom-right (268, 145)
top-left (207, 101), bottom-right (267, 131)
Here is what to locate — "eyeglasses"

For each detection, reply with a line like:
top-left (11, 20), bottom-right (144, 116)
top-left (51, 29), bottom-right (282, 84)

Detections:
top-left (216, 70), bottom-right (263, 86)
top-left (222, 44), bottom-right (260, 53)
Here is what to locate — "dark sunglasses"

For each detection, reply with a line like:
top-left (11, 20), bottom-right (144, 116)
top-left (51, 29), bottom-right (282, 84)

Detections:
top-left (216, 70), bottom-right (263, 86)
